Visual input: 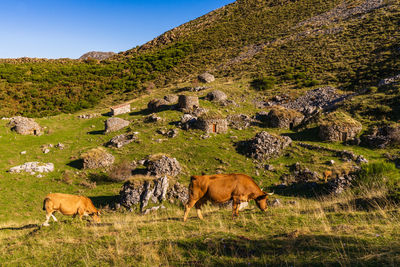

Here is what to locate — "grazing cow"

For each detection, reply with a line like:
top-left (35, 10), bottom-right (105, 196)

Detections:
top-left (42, 193), bottom-right (101, 226)
top-left (183, 173), bottom-right (273, 222)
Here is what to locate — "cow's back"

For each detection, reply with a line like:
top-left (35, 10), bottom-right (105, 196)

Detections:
top-left (46, 193), bottom-right (84, 215)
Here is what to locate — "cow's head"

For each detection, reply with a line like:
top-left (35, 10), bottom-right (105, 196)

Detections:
top-left (255, 192), bottom-right (274, 212)
top-left (91, 210), bottom-right (101, 223)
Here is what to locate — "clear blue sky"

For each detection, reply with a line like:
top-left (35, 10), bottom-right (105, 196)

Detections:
top-left (0, 0), bottom-right (235, 59)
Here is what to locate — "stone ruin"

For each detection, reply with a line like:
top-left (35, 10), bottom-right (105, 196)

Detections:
top-left (163, 95), bottom-right (179, 104)
top-left (361, 124), bottom-right (400, 149)
top-left (111, 103), bottom-right (131, 116)
top-left (9, 116), bottom-right (42, 136)
top-left (196, 115), bottom-right (228, 134)
top-left (318, 112), bottom-right (362, 142)
top-left (144, 155), bottom-right (182, 177)
top-left (119, 176), bottom-right (189, 212)
top-left (263, 106), bottom-right (304, 129)
top-left (280, 162), bottom-right (320, 185)
top-left (242, 131), bottom-right (292, 161)
top-left (105, 117), bottom-right (130, 133)
top-left (198, 72), bottom-right (215, 83)
top-left (77, 113), bottom-right (100, 119)
top-left (81, 147), bottom-right (115, 169)
top-left (107, 133), bottom-right (137, 148)
top-left (178, 95), bottom-right (199, 111)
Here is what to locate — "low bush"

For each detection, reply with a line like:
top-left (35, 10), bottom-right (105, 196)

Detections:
top-left (250, 76), bottom-right (276, 91)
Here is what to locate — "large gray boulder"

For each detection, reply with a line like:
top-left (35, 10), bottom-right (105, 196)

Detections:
top-left (198, 72), bottom-right (215, 83)
top-left (206, 90), bottom-right (227, 102)
top-left (9, 162), bottom-right (54, 174)
top-left (105, 118), bottom-right (130, 133)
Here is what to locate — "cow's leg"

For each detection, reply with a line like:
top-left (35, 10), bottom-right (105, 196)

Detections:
top-left (77, 207), bottom-right (85, 222)
top-left (232, 197), bottom-right (240, 219)
top-left (183, 199), bottom-right (198, 222)
top-left (195, 197), bottom-right (207, 220)
top-left (42, 213), bottom-right (51, 226)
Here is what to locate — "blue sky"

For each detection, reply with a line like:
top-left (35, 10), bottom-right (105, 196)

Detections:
top-left (0, 0), bottom-right (234, 59)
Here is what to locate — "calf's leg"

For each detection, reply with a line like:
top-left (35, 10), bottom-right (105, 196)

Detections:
top-left (195, 197), bottom-right (207, 220)
top-left (183, 199), bottom-right (197, 222)
top-left (42, 212), bottom-right (52, 226)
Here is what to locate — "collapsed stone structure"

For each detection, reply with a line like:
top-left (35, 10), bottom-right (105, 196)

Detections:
top-left (111, 103), bottom-right (131, 116)
top-left (319, 112), bottom-right (362, 142)
top-left (227, 114), bottom-right (254, 130)
top-left (148, 98), bottom-right (169, 112)
top-left (81, 147), bottom-right (115, 169)
top-left (105, 117), bottom-right (130, 133)
top-left (243, 131), bottom-right (292, 160)
top-left (263, 106), bottom-right (304, 129)
top-left (9, 116), bottom-right (42, 136)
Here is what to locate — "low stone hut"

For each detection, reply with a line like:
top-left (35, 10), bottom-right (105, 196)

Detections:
top-left (9, 116), bottom-right (42, 136)
top-left (105, 117), bottom-right (130, 133)
top-left (196, 112), bottom-right (228, 134)
top-left (319, 112), bottom-right (362, 142)
top-left (265, 106), bottom-right (304, 129)
top-left (178, 95), bottom-right (199, 111)
top-left (111, 103), bottom-right (130, 116)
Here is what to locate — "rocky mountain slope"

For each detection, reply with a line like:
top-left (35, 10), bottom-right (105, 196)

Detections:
top-left (79, 51), bottom-right (116, 60)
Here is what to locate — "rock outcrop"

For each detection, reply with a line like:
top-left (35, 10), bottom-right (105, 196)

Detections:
top-left (119, 176), bottom-right (188, 212)
top-left (105, 118), bottom-right (130, 133)
top-left (9, 116), bottom-right (42, 136)
top-left (206, 90), bottom-right (227, 102)
top-left (144, 155), bottom-right (182, 177)
top-left (81, 147), bottom-right (115, 169)
top-left (319, 112), bottom-right (362, 142)
top-left (9, 162), bottom-right (54, 174)
top-left (79, 51), bottom-right (116, 60)
top-left (148, 98), bottom-right (169, 112)
top-left (243, 131), bottom-right (292, 160)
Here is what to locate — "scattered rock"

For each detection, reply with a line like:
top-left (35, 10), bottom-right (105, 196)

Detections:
top-left (9, 116), bottom-right (42, 136)
top-left (107, 134), bottom-right (137, 148)
top-left (198, 72), bottom-right (215, 83)
top-left (105, 117), bottom-right (130, 133)
top-left (270, 199), bottom-right (282, 207)
top-left (55, 143), bottom-right (65, 150)
top-left (143, 205), bottom-right (166, 215)
top-left (328, 160), bottom-right (335, 166)
top-left (157, 128), bottom-right (179, 138)
top-left (206, 90), bottom-right (227, 102)
top-left (242, 131), bottom-right (292, 161)
top-left (20, 151), bottom-right (27, 155)
top-left (281, 163), bottom-right (320, 184)
top-left (81, 147), bottom-right (115, 169)
top-left (145, 155), bottom-right (182, 177)
top-left (265, 164), bottom-right (275, 171)
top-left (328, 174), bottom-right (355, 194)
top-left (166, 182), bottom-right (189, 204)
top-left (43, 148), bottom-right (50, 154)
top-left (145, 114), bottom-right (162, 123)
top-left (319, 112), bottom-right (362, 142)
top-left (77, 113), bottom-right (100, 119)
top-left (356, 155), bottom-right (368, 164)
top-left (164, 95), bottom-right (179, 104)
top-left (180, 114), bottom-right (198, 130)
top-left (9, 162), bottom-right (54, 174)
top-left (378, 73), bottom-right (400, 87)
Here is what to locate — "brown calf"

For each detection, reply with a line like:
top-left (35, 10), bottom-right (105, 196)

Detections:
top-left (42, 193), bottom-right (101, 226)
top-left (183, 173), bottom-right (273, 221)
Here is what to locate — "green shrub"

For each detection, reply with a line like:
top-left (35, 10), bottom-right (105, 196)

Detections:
top-left (250, 76), bottom-right (276, 91)
top-left (355, 162), bottom-right (397, 189)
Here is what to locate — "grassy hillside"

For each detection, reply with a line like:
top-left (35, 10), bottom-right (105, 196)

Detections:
top-left (1, 0), bottom-right (399, 118)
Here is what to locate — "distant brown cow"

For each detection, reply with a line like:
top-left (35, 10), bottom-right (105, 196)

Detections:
top-left (183, 173), bottom-right (273, 222)
top-left (323, 170), bottom-right (332, 182)
top-left (42, 193), bottom-right (101, 226)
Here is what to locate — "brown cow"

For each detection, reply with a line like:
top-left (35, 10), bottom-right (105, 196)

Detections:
top-left (42, 193), bottom-right (101, 226)
top-left (183, 173), bottom-right (273, 222)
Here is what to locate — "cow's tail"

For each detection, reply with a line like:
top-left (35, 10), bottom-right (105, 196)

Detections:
top-left (43, 198), bottom-right (50, 211)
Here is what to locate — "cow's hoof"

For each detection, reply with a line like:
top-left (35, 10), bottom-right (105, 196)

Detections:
top-left (42, 223), bottom-right (50, 227)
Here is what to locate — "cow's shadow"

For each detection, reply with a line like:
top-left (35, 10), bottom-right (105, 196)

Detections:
top-left (0, 224), bottom-right (39, 231)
